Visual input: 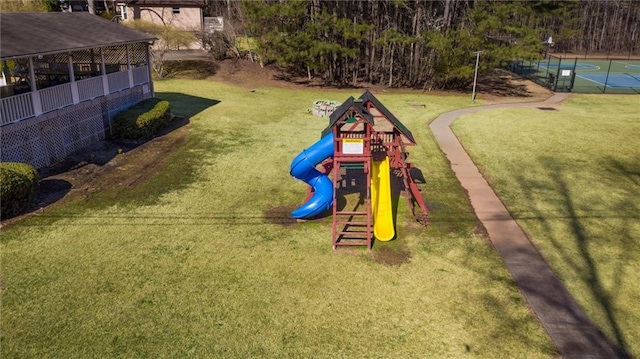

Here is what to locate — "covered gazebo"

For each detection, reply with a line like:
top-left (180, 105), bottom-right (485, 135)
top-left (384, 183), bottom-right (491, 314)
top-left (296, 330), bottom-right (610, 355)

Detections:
top-left (1, 12), bottom-right (156, 169)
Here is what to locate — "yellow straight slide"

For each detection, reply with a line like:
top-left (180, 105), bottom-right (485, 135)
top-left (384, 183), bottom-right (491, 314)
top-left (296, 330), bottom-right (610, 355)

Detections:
top-left (371, 156), bottom-right (395, 241)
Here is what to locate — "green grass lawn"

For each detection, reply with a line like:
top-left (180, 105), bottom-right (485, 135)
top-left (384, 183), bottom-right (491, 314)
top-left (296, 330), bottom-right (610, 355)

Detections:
top-left (1, 81), bottom-right (557, 358)
top-left (452, 94), bottom-right (640, 357)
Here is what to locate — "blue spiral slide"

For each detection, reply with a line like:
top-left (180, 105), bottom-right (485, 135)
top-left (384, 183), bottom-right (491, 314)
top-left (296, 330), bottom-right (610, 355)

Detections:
top-left (290, 133), bottom-right (335, 219)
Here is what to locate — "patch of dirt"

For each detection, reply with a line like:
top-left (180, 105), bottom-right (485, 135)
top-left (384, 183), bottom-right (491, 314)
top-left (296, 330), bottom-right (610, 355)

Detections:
top-left (264, 205), bottom-right (298, 226)
top-left (404, 216), bottom-right (426, 231)
top-left (208, 59), bottom-right (397, 93)
top-left (372, 243), bottom-right (412, 266)
top-left (209, 59), bottom-right (292, 89)
top-left (473, 68), bottom-right (553, 103)
top-left (209, 59), bottom-right (553, 103)
top-left (473, 221), bottom-right (490, 239)
top-left (152, 52), bottom-right (553, 102)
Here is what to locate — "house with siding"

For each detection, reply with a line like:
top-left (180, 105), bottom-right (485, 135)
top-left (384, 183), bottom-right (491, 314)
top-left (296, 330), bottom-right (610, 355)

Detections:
top-left (0, 12), bottom-right (156, 169)
top-left (118, 0), bottom-right (206, 49)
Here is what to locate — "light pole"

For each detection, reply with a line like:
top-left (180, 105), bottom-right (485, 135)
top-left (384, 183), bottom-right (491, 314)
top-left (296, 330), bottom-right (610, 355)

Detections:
top-left (471, 51), bottom-right (482, 102)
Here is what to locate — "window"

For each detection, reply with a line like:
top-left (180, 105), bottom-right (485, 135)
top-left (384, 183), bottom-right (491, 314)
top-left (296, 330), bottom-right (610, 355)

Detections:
top-left (172, 7), bottom-right (180, 14)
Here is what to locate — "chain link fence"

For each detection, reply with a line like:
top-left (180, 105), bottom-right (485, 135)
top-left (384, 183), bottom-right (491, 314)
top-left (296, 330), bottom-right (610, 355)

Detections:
top-left (508, 55), bottom-right (640, 94)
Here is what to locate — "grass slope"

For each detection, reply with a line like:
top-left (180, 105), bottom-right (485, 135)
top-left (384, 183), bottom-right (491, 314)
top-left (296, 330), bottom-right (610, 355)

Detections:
top-left (1, 81), bottom-right (555, 358)
top-left (452, 94), bottom-right (640, 357)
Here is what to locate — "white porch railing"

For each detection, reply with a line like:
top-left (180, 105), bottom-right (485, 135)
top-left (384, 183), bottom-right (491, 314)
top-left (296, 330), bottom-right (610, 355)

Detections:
top-left (1, 92), bottom-right (34, 125)
top-left (107, 71), bottom-right (130, 93)
top-left (132, 66), bottom-right (149, 85)
top-left (1, 68), bottom-right (152, 125)
top-left (77, 76), bottom-right (105, 102)
top-left (39, 83), bottom-right (73, 113)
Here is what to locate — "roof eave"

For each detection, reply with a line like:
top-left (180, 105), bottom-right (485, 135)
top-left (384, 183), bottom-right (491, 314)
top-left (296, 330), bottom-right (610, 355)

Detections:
top-left (359, 90), bottom-right (416, 144)
top-left (0, 39), bottom-right (156, 61)
top-left (322, 97), bottom-right (376, 137)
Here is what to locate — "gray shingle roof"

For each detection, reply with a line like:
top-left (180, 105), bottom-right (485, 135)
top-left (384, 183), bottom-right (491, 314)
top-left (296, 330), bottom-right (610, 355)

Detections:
top-left (321, 96), bottom-right (375, 138)
top-left (0, 12), bottom-right (156, 60)
top-left (321, 91), bottom-right (416, 144)
top-left (359, 90), bottom-right (416, 144)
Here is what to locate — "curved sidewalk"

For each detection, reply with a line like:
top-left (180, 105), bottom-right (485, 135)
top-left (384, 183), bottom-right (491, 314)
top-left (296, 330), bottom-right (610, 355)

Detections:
top-left (430, 94), bottom-right (626, 358)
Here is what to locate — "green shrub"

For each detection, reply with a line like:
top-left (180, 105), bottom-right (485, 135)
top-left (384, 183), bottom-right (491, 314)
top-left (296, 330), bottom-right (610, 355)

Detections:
top-left (0, 162), bottom-right (39, 219)
top-left (112, 99), bottom-right (171, 140)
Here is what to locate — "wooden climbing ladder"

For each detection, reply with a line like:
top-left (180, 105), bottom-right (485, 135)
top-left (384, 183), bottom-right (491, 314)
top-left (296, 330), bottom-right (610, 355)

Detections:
top-left (331, 155), bottom-right (373, 249)
top-left (329, 104), bottom-right (375, 249)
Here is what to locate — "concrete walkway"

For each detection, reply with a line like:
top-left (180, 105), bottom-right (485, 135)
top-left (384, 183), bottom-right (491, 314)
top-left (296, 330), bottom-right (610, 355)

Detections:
top-left (430, 94), bottom-right (627, 358)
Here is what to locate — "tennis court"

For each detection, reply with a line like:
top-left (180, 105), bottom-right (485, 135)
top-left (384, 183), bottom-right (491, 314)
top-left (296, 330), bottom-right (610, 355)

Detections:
top-left (509, 56), bottom-right (640, 94)
top-left (577, 73), bottom-right (640, 88)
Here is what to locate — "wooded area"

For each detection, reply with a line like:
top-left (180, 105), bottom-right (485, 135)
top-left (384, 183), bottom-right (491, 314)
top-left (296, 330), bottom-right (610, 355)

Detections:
top-left (4, 0), bottom-right (639, 89)
top-left (207, 0), bottom-right (639, 89)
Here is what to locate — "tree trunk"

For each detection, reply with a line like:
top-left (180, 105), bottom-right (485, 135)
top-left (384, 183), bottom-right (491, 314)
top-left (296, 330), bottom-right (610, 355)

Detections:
top-left (388, 44), bottom-right (394, 87)
top-left (87, 0), bottom-right (96, 14)
top-left (443, 0), bottom-right (452, 30)
top-left (599, 5), bottom-right (607, 52)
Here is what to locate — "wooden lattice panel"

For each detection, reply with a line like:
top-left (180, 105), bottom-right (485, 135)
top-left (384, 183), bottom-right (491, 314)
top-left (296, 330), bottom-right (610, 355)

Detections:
top-left (77, 102), bottom-right (105, 149)
top-left (71, 48), bottom-right (100, 63)
top-left (1, 88), bottom-right (144, 169)
top-left (129, 43), bottom-right (148, 67)
top-left (57, 104), bottom-right (104, 156)
top-left (107, 93), bottom-right (124, 117)
top-left (70, 48), bottom-right (102, 74)
top-left (102, 46), bottom-right (128, 66)
top-left (41, 115), bottom-right (67, 164)
top-left (1, 118), bottom-right (49, 168)
top-left (57, 109), bottom-right (80, 155)
top-left (37, 53), bottom-right (69, 67)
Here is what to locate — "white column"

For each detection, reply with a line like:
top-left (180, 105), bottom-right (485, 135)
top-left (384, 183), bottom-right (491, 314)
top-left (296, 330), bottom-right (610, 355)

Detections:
top-left (28, 57), bottom-right (43, 116)
top-left (0, 60), bottom-right (9, 86)
top-left (100, 48), bottom-right (110, 95)
top-left (146, 43), bottom-right (154, 97)
top-left (126, 44), bottom-right (134, 88)
top-left (69, 53), bottom-right (80, 104)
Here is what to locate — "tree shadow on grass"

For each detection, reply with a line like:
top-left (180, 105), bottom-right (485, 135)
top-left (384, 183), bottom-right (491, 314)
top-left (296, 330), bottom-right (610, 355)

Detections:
top-left (510, 156), bottom-right (636, 357)
top-left (155, 92), bottom-right (220, 118)
top-left (433, 154), bottom-right (636, 357)
top-left (431, 154), bottom-right (637, 356)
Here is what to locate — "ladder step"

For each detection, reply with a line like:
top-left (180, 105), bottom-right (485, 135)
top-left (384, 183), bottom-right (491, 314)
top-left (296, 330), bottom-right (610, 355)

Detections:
top-left (335, 211), bottom-right (368, 216)
top-left (336, 231), bottom-right (370, 236)
top-left (336, 221), bottom-right (368, 226)
top-left (334, 240), bottom-right (371, 247)
top-left (341, 163), bottom-right (364, 170)
top-left (334, 156), bottom-right (370, 161)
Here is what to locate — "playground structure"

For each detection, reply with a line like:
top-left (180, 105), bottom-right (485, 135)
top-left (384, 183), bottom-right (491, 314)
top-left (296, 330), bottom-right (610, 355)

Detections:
top-left (290, 91), bottom-right (429, 249)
